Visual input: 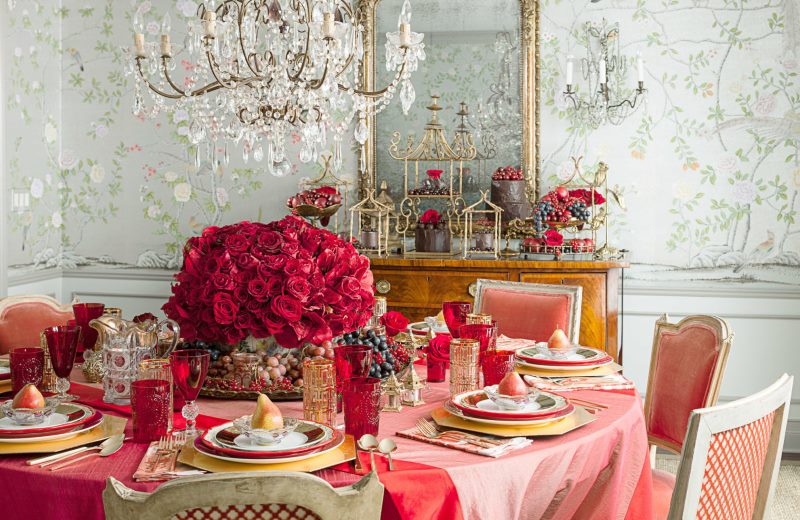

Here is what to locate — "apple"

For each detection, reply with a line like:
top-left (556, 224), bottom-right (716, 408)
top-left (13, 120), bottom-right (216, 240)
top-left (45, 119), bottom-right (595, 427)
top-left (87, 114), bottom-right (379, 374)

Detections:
top-left (555, 186), bottom-right (569, 201)
top-left (497, 372), bottom-right (527, 396)
top-left (12, 384), bottom-right (46, 409)
top-left (251, 393), bottom-right (284, 430)
top-left (548, 328), bottom-right (572, 350)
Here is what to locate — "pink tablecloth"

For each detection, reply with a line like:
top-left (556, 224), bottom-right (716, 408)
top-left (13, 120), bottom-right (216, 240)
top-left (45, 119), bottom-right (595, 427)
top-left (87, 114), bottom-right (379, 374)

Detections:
top-left (0, 367), bottom-right (653, 520)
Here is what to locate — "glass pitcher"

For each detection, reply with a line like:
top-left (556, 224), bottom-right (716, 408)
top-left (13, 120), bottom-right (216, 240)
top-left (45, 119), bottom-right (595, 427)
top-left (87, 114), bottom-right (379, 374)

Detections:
top-left (89, 316), bottom-right (180, 405)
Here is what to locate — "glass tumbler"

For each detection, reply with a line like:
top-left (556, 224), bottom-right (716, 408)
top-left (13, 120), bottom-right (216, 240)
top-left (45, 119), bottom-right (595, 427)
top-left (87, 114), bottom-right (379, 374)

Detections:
top-left (302, 359), bottom-right (337, 427)
top-left (131, 379), bottom-right (171, 442)
top-left (10, 348), bottom-right (45, 395)
top-left (333, 345), bottom-right (373, 412)
top-left (482, 350), bottom-right (517, 387)
top-left (231, 352), bottom-right (261, 389)
top-left (342, 377), bottom-right (382, 440)
top-left (139, 359), bottom-right (174, 431)
top-left (449, 338), bottom-right (480, 397)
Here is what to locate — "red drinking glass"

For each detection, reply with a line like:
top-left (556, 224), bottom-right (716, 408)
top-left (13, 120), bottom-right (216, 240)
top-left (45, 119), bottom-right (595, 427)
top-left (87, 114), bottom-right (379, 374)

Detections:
top-left (131, 379), bottom-right (171, 442)
top-left (334, 345), bottom-right (373, 412)
top-left (10, 348), bottom-right (45, 395)
top-left (426, 357), bottom-right (448, 383)
top-left (342, 377), bottom-right (382, 440)
top-left (72, 303), bottom-right (105, 354)
top-left (43, 325), bottom-right (81, 401)
top-left (482, 350), bottom-right (517, 387)
top-left (459, 323), bottom-right (497, 358)
top-left (170, 349), bottom-right (210, 436)
top-left (442, 301), bottom-right (472, 339)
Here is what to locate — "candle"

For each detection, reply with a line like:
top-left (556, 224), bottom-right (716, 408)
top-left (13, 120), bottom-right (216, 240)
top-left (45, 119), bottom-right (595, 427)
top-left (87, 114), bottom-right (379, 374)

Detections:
top-left (566, 55), bottom-right (574, 85)
top-left (637, 52), bottom-right (644, 83)
top-left (399, 22), bottom-right (411, 47)
top-left (160, 35), bottom-right (171, 57)
top-left (202, 10), bottom-right (217, 38)
top-left (598, 59), bottom-right (607, 85)
top-left (133, 33), bottom-right (146, 58)
top-left (322, 12), bottom-right (335, 39)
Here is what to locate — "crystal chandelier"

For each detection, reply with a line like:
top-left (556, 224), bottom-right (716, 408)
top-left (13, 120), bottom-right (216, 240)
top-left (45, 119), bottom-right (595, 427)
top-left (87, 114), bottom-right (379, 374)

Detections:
top-left (562, 19), bottom-right (646, 128)
top-left (130, 0), bottom-right (425, 176)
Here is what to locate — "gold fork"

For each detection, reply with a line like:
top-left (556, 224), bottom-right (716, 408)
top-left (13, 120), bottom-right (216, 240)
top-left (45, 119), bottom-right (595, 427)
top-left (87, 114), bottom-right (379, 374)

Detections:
top-left (415, 418), bottom-right (501, 448)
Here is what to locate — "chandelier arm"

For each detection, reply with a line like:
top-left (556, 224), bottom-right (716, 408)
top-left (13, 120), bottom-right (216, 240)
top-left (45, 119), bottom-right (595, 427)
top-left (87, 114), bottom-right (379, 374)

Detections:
top-left (234, 0), bottom-right (264, 77)
top-left (284, 0), bottom-right (313, 81)
top-left (135, 58), bottom-right (188, 99)
top-left (306, 58), bottom-right (330, 89)
top-left (342, 57), bottom-right (407, 98)
top-left (204, 41), bottom-right (255, 89)
top-left (160, 58), bottom-right (188, 97)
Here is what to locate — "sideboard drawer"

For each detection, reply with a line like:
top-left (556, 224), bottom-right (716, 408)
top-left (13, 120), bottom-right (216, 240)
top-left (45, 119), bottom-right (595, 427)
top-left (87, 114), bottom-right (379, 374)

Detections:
top-left (371, 269), bottom-right (508, 312)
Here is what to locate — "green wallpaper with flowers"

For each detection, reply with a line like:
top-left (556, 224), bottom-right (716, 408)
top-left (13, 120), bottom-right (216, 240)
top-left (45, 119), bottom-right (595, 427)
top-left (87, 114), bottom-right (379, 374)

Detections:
top-left (3, 0), bottom-right (799, 284)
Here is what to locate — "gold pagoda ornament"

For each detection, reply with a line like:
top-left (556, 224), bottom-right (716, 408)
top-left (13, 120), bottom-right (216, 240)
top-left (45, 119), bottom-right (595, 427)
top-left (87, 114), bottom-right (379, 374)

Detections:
top-left (382, 372), bottom-right (404, 413)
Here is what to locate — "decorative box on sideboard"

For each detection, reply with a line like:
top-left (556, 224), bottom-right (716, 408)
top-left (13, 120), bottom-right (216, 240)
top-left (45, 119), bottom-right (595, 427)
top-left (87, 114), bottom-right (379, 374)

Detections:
top-left (369, 258), bottom-right (628, 362)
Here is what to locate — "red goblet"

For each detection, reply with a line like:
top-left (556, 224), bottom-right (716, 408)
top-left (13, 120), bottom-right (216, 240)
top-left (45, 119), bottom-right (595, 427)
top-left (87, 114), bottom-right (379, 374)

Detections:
top-left (342, 377), bottom-right (382, 440)
top-left (10, 348), bottom-right (45, 395)
top-left (43, 325), bottom-right (82, 401)
top-left (333, 345), bottom-right (373, 412)
top-left (170, 349), bottom-right (210, 437)
top-left (482, 350), bottom-right (517, 387)
top-left (131, 379), bottom-right (171, 442)
top-left (442, 301), bottom-right (472, 339)
top-left (459, 323), bottom-right (497, 358)
top-left (72, 303), bottom-right (105, 354)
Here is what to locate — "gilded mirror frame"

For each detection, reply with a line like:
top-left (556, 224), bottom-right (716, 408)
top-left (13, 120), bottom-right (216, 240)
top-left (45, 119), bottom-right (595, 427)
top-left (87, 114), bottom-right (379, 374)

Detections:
top-left (356, 0), bottom-right (540, 201)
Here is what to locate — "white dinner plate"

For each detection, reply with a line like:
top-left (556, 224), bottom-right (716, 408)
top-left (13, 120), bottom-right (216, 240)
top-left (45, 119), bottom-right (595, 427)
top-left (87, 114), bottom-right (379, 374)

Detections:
top-left (515, 357), bottom-right (613, 372)
top-left (0, 414), bottom-right (103, 443)
top-left (443, 400), bottom-right (575, 426)
top-left (198, 425), bottom-right (345, 464)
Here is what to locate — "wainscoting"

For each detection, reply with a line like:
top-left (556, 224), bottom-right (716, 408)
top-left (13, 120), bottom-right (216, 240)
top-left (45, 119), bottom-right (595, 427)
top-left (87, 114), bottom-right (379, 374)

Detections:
top-left (8, 266), bottom-right (800, 452)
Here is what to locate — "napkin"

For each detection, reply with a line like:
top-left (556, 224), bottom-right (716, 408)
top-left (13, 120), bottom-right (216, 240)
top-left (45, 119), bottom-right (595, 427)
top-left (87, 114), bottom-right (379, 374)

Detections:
top-left (133, 441), bottom-right (205, 482)
top-left (523, 373), bottom-right (635, 392)
top-left (495, 335), bottom-right (538, 351)
top-left (397, 427), bottom-right (532, 458)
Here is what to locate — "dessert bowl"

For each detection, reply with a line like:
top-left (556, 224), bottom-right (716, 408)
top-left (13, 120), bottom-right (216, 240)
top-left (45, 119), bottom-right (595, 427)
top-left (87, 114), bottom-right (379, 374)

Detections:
top-left (233, 416), bottom-right (299, 446)
top-left (483, 385), bottom-right (540, 411)
top-left (1, 397), bottom-right (59, 426)
top-left (535, 342), bottom-right (580, 360)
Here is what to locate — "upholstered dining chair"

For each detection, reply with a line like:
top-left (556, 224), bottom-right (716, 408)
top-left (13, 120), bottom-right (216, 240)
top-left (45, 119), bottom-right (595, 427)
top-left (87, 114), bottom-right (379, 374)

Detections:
top-left (644, 314), bottom-right (733, 462)
top-left (472, 279), bottom-right (582, 343)
top-left (103, 470), bottom-right (384, 520)
top-left (654, 373), bottom-right (793, 520)
top-left (0, 295), bottom-right (75, 355)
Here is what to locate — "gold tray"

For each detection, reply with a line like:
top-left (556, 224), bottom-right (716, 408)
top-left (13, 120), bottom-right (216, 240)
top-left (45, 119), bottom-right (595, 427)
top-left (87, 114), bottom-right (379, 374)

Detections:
top-left (178, 435), bottom-right (356, 473)
top-left (200, 386), bottom-right (303, 401)
top-left (515, 361), bottom-right (623, 378)
top-left (0, 415), bottom-right (127, 455)
top-left (431, 405), bottom-right (594, 437)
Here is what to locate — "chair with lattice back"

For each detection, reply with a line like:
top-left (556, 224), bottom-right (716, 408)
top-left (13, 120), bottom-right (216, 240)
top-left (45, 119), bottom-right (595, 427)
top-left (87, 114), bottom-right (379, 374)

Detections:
top-left (657, 373), bottom-right (793, 520)
top-left (103, 470), bottom-right (383, 520)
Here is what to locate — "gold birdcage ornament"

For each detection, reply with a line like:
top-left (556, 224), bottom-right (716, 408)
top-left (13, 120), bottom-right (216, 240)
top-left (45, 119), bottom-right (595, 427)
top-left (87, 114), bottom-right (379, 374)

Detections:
top-left (349, 189), bottom-right (392, 257)
top-left (295, 154), bottom-right (351, 232)
top-left (452, 102), bottom-right (497, 198)
top-left (462, 190), bottom-right (503, 259)
top-left (382, 372), bottom-right (404, 413)
top-left (390, 95), bottom-right (476, 257)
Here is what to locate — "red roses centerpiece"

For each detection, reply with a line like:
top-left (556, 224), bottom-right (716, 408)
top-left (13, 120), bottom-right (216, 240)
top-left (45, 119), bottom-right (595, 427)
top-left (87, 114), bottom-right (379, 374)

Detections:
top-left (163, 216), bottom-right (375, 349)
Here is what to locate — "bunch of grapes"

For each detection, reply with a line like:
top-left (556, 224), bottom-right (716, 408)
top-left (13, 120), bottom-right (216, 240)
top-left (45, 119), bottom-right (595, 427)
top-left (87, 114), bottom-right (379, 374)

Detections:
top-left (338, 329), bottom-right (409, 379)
top-left (532, 187), bottom-right (592, 232)
top-left (567, 200), bottom-right (591, 221)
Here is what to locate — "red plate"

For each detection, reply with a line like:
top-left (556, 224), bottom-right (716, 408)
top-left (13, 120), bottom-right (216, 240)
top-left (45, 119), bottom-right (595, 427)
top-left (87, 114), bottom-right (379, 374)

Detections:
top-left (516, 347), bottom-right (612, 367)
top-left (0, 402), bottom-right (97, 437)
top-left (0, 410), bottom-right (103, 440)
top-left (196, 429), bottom-right (344, 460)
top-left (451, 390), bottom-right (572, 421)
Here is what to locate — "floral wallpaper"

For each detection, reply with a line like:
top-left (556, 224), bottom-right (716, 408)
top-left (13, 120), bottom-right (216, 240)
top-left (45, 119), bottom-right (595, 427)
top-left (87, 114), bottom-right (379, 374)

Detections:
top-left (2, 0), bottom-right (799, 285)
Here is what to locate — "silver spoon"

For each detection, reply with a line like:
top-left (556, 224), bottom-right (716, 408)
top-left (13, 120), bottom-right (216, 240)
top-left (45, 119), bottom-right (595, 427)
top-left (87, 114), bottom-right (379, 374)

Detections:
top-left (378, 438), bottom-right (397, 471)
top-left (48, 434), bottom-right (125, 471)
top-left (357, 434), bottom-right (379, 471)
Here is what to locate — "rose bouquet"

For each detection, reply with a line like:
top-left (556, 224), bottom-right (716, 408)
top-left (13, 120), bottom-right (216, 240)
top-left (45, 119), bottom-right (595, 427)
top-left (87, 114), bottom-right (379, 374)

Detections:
top-left (163, 216), bottom-right (375, 349)
top-left (380, 311), bottom-right (410, 337)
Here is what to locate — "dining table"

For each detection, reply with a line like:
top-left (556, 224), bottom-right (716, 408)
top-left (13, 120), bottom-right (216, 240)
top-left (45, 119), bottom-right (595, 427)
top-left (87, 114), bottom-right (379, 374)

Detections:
top-left (0, 364), bottom-right (654, 520)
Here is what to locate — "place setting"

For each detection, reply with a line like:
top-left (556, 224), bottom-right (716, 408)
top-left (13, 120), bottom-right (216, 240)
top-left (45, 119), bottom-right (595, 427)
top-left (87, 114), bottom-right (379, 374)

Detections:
top-left (513, 327), bottom-right (623, 377)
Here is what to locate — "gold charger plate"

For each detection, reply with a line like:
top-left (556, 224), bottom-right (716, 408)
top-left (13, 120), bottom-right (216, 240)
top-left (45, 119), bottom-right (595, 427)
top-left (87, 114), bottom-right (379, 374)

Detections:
top-left (0, 415), bottom-right (127, 455)
top-left (178, 434), bottom-right (356, 473)
top-left (431, 405), bottom-right (595, 437)
top-left (0, 380), bottom-right (11, 395)
top-left (515, 361), bottom-right (623, 378)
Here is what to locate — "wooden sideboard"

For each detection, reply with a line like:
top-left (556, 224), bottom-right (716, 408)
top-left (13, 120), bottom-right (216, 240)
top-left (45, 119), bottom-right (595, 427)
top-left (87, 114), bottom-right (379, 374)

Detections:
top-left (369, 258), bottom-right (628, 361)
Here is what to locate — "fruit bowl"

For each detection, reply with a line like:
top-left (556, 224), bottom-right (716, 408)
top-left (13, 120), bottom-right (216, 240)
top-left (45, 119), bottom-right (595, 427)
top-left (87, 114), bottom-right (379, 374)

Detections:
top-left (1, 398), bottom-right (59, 426)
top-left (483, 385), bottom-right (539, 411)
top-left (233, 416), bottom-right (299, 446)
top-left (535, 343), bottom-right (580, 360)
top-left (293, 203), bottom-right (341, 219)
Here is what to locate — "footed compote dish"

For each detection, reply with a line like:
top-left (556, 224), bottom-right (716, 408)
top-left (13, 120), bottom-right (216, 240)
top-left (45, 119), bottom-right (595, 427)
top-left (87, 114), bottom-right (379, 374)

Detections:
top-left (233, 416), bottom-right (299, 446)
top-left (483, 384), bottom-right (540, 411)
top-left (1, 397), bottom-right (59, 426)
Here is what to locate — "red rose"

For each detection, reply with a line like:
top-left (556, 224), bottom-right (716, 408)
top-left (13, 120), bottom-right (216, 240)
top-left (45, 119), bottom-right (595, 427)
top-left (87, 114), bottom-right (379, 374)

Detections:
top-left (247, 278), bottom-right (270, 301)
top-left (224, 234), bottom-right (250, 254)
top-left (419, 209), bottom-right (442, 225)
top-left (381, 311), bottom-right (409, 337)
top-left (212, 272), bottom-right (235, 291)
top-left (286, 276), bottom-right (312, 301)
top-left (271, 295), bottom-right (302, 322)
top-left (569, 189), bottom-right (605, 205)
top-left (236, 253), bottom-right (257, 270)
top-left (426, 169), bottom-right (443, 179)
top-left (257, 231), bottom-right (283, 252)
top-left (132, 312), bottom-right (157, 323)
top-left (212, 293), bottom-right (239, 325)
top-left (337, 276), bottom-right (361, 295)
top-left (427, 334), bottom-right (452, 363)
top-left (544, 229), bottom-right (564, 246)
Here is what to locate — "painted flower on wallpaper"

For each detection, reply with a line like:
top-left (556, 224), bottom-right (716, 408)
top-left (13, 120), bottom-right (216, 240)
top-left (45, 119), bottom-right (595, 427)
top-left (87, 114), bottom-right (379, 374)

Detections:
top-left (164, 171), bottom-right (178, 182)
top-left (794, 168), bottom-right (800, 189)
top-left (146, 21), bottom-right (160, 35)
top-left (147, 205), bottom-right (161, 218)
top-left (754, 94), bottom-right (775, 116)
top-left (51, 212), bottom-right (63, 228)
top-left (93, 123), bottom-right (108, 139)
top-left (717, 154), bottom-right (740, 175)
top-left (176, 0), bottom-right (198, 17)
top-left (672, 180), bottom-right (694, 202)
top-left (215, 187), bottom-right (229, 207)
top-left (29, 178), bottom-right (44, 199)
top-left (732, 181), bottom-right (758, 204)
top-left (138, 1), bottom-right (152, 14)
top-left (174, 182), bottom-right (192, 203)
top-left (44, 123), bottom-right (57, 144)
top-left (59, 150), bottom-right (78, 170)
top-left (557, 160), bottom-right (574, 181)
top-left (90, 164), bottom-right (106, 184)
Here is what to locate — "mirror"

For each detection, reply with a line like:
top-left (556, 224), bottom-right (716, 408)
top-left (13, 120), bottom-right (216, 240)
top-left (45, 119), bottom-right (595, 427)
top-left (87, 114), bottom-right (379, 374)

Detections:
top-left (358, 0), bottom-right (539, 202)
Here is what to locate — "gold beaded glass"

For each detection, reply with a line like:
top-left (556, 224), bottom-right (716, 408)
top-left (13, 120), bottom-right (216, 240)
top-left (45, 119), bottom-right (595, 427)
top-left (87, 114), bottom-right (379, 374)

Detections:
top-left (449, 338), bottom-right (480, 397)
top-left (302, 358), bottom-right (337, 427)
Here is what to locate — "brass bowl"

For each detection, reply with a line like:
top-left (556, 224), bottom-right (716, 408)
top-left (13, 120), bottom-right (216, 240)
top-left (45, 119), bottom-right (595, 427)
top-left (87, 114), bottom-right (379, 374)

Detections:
top-left (293, 203), bottom-right (341, 219)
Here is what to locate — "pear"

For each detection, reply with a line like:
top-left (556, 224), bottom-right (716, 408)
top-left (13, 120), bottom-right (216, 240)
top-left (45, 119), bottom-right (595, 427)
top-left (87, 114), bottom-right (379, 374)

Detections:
top-left (547, 327), bottom-right (572, 350)
top-left (251, 393), bottom-right (284, 430)
top-left (497, 372), bottom-right (527, 397)
top-left (12, 384), bottom-right (46, 409)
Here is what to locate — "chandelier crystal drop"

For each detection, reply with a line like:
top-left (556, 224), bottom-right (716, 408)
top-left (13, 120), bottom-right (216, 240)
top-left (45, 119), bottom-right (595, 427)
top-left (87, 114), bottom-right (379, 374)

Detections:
top-left (130, 0), bottom-right (425, 174)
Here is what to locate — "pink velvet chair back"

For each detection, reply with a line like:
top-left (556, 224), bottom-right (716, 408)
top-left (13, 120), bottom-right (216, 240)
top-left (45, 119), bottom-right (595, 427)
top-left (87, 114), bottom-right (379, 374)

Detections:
top-left (473, 280), bottom-right (582, 343)
top-left (667, 374), bottom-right (792, 520)
top-left (0, 295), bottom-right (74, 354)
top-left (644, 314), bottom-right (732, 455)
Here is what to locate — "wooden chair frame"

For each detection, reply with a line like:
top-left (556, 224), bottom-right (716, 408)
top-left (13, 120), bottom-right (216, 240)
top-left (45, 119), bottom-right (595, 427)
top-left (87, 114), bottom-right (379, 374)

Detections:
top-left (0, 294), bottom-right (74, 316)
top-left (473, 279), bottom-right (583, 343)
top-left (644, 314), bottom-right (733, 458)
top-left (103, 470), bottom-right (384, 520)
top-left (667, 374), bottom-right (793, 519)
